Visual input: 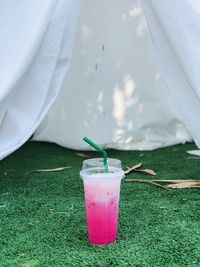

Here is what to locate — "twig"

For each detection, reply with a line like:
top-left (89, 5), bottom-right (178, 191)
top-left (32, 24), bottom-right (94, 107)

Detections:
top-left (134, 169), bottom-right (156, 176)
top-left (125, 179), bottom-right (169, 190)
top-left (154, 179), bottom-right (200, 183)
top-left (166, 182), bottom-right (200, 189)
top-left (23, 166), bottom-right (72, 175)
top-left (146, 181), bottom-right (170, 190)
top-left (125, 179), bottom-right (200, 183)
top-left (124, 163), bottom-right (142, 175)
top-left (75, 153), bottom-right (92, 158)
top-left (125, 179), bottom-right (200, 190)
top-left (124, 163), bottom-right (156, 176)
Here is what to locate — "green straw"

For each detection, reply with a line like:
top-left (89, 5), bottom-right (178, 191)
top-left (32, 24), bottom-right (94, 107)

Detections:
top-left (83, 137), bottom-right (108, 172)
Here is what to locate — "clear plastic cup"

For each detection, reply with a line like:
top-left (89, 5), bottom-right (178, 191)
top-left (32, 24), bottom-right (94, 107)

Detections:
top-left (82, 158), bottom-right (122, 170)
top-left (80, 166), bottom-right (124, 246)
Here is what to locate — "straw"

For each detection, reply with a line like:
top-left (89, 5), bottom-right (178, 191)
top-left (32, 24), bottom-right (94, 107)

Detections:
top-left (83, 137), bottom-right (108, 172)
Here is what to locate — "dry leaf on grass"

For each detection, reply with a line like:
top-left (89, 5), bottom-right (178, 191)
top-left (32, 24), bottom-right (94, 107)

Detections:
top-left (135, 169), bottom-right (156, 176)
top-left (25, 166), bottom-right (72, 174)
top-left (32, 166), bottom-right (72, 172)
top-left (147, 181), bottom-right (169, 190)
top-left (124, 163), bottom-right (156, 176)
top-left (125, 179), bottom-right (200, 189)
top-left (124, 163), bottom-right (142, 175)
top-left (125, 179), bottom-right (200, 183)
top-left (75, 153), bottom-right (92, 158)
top-left (153, 179), bottom-right (199, 183)
top-left (166, 181), bottom-right (200, 189)
top-left (125, 179), bottom-right (169, 190)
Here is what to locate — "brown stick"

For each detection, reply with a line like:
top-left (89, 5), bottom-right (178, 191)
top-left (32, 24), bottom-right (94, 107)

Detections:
top-left (125, 179), bottom-right (200, 183)
top-left (124, 163), bottom-right (142, 175)
top-left (125, 179), bottom-right (169, 190)
top-left (166, 182), bottom-right (200, 189)
top-left (133, 169), bottom-right (157, 176)
top-left (147, 181), bottom-right (170, 190)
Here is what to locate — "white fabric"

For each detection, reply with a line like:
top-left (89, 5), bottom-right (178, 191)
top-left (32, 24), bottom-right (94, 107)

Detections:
top-left (140, 0), bottom-right (200, 153)
top-left (34, 0), bottom-right (191, 150)
top-left (0, 0), bottom-right (80, 159)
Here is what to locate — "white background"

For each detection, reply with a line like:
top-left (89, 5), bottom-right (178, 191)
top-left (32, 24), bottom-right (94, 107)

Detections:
top-left (34, 0), bottom-right (191, 150)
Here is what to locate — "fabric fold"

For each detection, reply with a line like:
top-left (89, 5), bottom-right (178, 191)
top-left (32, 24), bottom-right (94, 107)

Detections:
top-left (140, 0), bottom-right (200, 149)
top-left (0, 0), bottom-right (80, 159)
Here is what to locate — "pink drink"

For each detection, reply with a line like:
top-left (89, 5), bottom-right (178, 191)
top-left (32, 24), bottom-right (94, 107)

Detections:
top-left (84, 180), bottom-right (120, 245)
top-left (81, 168), bottom-right (124, 246)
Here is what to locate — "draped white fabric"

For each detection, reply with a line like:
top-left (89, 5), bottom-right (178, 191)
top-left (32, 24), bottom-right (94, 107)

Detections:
top-left (34, 0), bottom-right (192, 151)
top-left (1, 0), bottom-right (199, 159)
top-left (140, 0), bottom-right (200, 154)
top-left (0, 0), bottom-right (80, 159)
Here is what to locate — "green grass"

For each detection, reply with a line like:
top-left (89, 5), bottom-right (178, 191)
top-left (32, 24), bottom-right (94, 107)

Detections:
top-left (0, 141), bottom-right (200, 267)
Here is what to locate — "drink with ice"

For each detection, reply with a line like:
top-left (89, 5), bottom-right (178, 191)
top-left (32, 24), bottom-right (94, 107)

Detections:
top-left (80, 167), bottom-right (124, 246)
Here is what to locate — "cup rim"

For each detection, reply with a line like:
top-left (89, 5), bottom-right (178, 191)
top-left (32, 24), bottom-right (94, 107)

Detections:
top-left (83, 157), bottom-right (121, 162)
top-left (82, 158), bottom-right (122, 170)
top-left (80, 166), bottom-right (124, 180)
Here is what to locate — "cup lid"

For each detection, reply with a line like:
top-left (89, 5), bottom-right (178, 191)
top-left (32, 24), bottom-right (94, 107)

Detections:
top-left (80, 166), bottom-right (124, 180)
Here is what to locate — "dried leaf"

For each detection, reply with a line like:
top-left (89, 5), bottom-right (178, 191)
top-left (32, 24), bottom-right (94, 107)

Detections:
top-left (33, 166), bottom-right (72, 172)
top-left (24, 166), bottom-right (72, 175)
top-left (125, 179), bottom-right (143, 182)
top-left (136, 169), bottom-right (156, 176)
top-left (125, 179), bottom-right (200, 183)
top-left (124, 165), bottom-right (130, 170)
top-left (166, 181), bottom-right (200, 189)
top-left (147, 181), bottom-right (169, 190)
top-left (124, 163), bottom-right (142, 175)
top-left (75, 153), bottom-right (91, 158)
top-left (125, 178), bottom-right (200, 189)
top-left (153, 179), bottom-right (198, 183)
top-left (124, 179), bottom-right (169, 190)
top-left (124, 164), bottom-right (156, 176)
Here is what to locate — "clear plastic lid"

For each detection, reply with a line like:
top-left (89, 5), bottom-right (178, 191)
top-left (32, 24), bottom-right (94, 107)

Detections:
top-left (82, 158), bottom-right (122, 170)
top-left (80, 166), bottom-right (124, 180)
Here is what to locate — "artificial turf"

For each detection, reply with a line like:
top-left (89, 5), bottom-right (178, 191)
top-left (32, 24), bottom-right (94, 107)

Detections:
top-left (0, 141), bottom-right (200, 267)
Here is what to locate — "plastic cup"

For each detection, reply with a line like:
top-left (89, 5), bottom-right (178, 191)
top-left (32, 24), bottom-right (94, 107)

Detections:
top-left (80, 166), bottom-right (124, 246)
top-left (82, 158), bottom-right (122, 170)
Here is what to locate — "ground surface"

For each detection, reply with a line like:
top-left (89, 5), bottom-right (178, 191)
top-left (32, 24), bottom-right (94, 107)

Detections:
top-left (0, 141), bottom-right (200, 267)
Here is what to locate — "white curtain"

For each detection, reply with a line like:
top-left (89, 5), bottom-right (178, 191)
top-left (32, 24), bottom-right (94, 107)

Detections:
top-left (0, 0), bottom-right (80, 160)
top-left (1, 0), bottom-right (199, 159)
top-left (140, 0), bottom-right (200, 155)
top-left (34, 0), bottom-right (192, 151)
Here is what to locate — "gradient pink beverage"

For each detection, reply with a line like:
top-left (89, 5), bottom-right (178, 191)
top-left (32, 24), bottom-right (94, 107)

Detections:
top-left (83, 178), bottom-right (121, 246)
